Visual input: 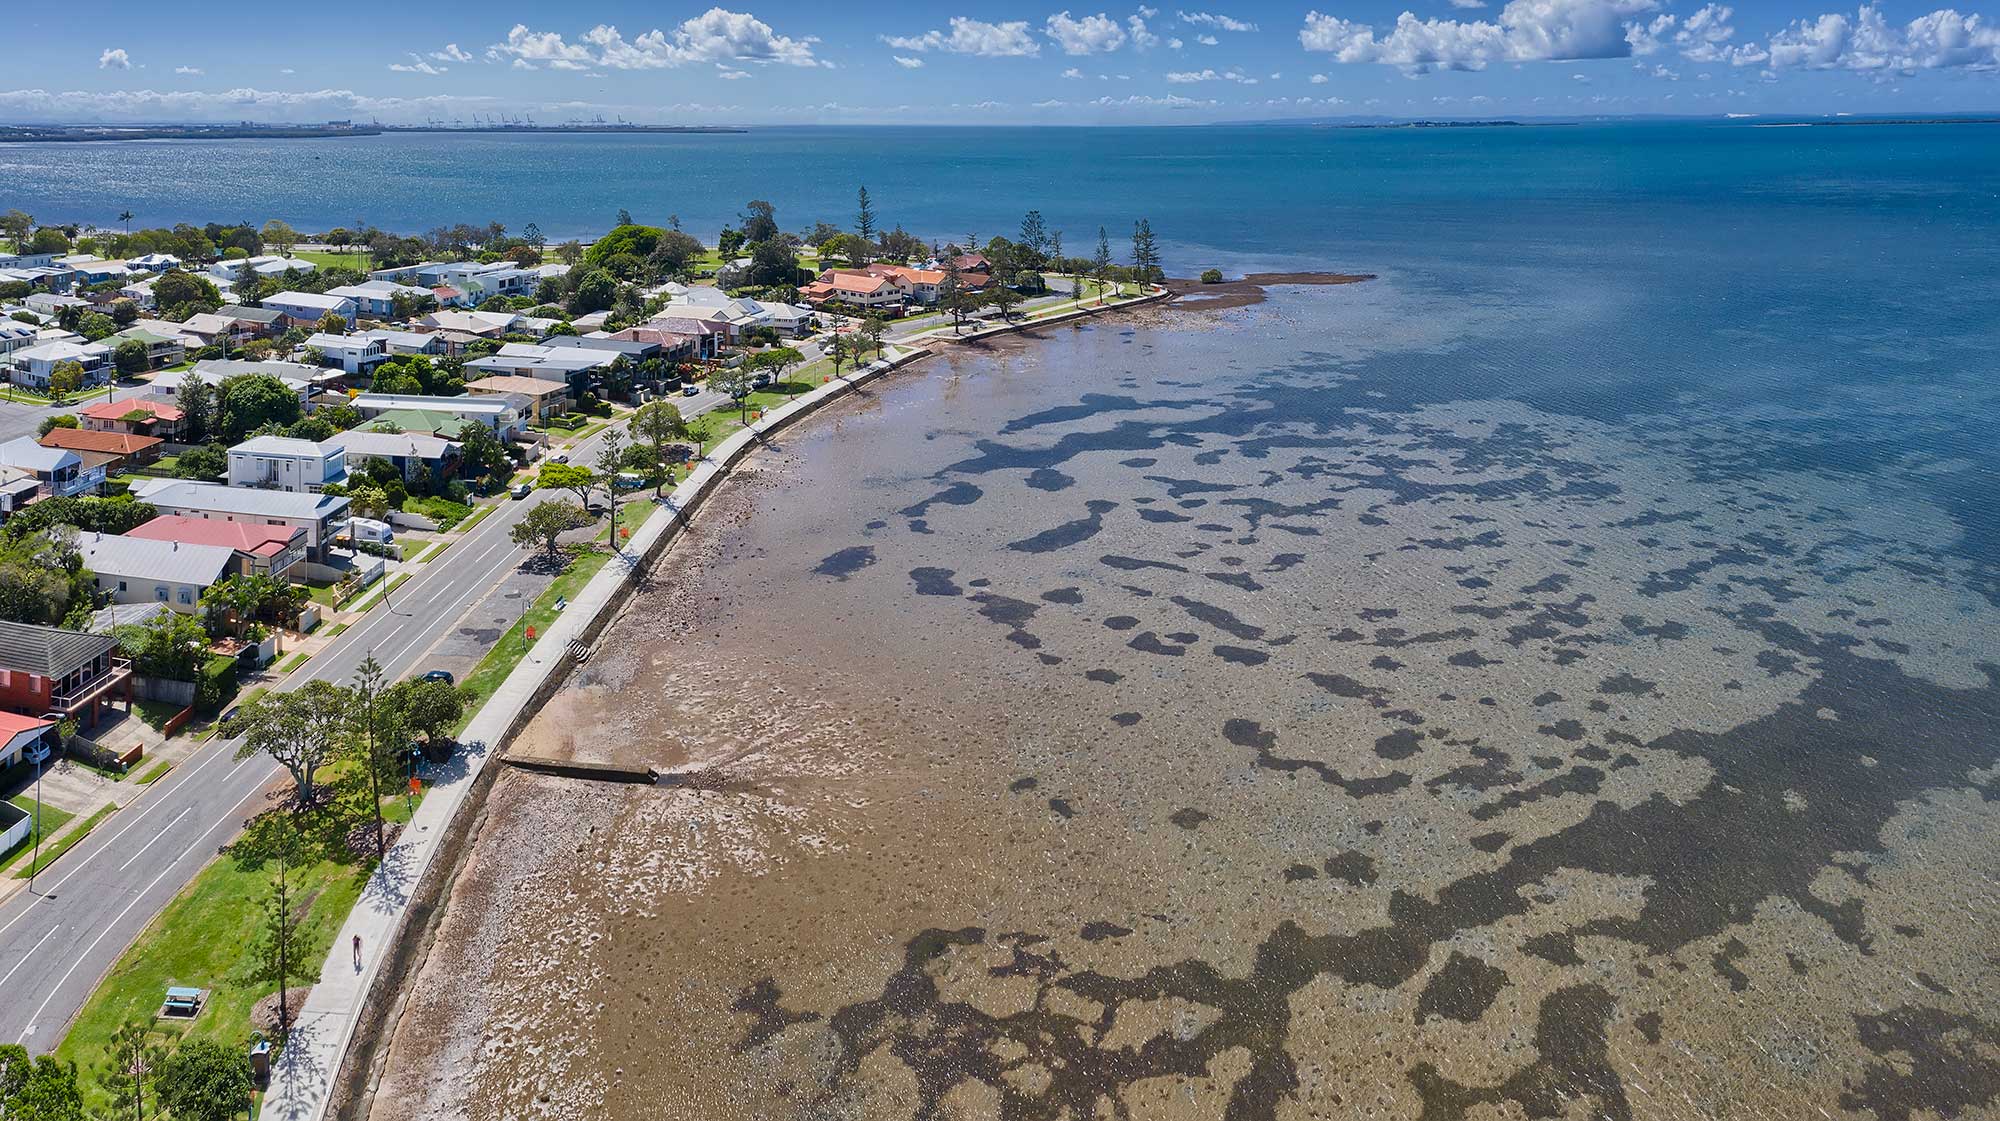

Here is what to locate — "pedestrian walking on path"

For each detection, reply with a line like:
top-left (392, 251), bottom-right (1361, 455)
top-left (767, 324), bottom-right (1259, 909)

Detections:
top-left (352, 934), bottom-right (362, 972)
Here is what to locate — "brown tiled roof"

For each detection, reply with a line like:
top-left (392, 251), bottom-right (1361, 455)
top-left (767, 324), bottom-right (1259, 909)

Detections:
top-left (37, 428), bottom-right (163, 456)
top-left (79, 397), bottom-right (182, 423)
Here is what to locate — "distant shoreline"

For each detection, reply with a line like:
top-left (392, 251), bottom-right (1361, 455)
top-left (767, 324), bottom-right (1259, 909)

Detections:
top-left (0, 123), bottom-right (748, 144)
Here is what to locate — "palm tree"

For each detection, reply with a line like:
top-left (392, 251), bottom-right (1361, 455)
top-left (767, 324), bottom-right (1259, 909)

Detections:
top-left (119, 210), bottom-right (134, 233)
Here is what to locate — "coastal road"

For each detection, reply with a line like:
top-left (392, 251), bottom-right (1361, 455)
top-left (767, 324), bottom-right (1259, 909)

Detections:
top-left (0, 392), bottom-right (736, 1052)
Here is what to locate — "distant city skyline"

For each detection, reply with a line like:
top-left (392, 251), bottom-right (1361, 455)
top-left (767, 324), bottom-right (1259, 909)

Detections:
top-left (6, 1), bottom-right (1998, 125)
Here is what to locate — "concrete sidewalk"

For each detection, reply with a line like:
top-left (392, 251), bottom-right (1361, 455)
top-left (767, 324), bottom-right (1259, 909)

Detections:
top-left (259, 346), bottom-right (927, 1121)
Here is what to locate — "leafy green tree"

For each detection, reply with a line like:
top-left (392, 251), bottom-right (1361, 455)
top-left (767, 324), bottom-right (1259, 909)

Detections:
top-left (711, 367), bottom-right (756, 424)
top-left (36, 414), bottom-right (77, 438)
top-left (75, 313), bottom-right (117, 342)
top-left (114, 610), bottom-right (209, 681)
top-left (1093, 227), bottom-right (1113, 302)
top-left (744, 239), bottom-right (800, 288)
top-left (109, 299), bottom-right (140, 326)
top-left (113, 338), bottom-right (151, 375)
top-left (225, 679), bottom-right (356, 807)
top-left (218, 373), bottom-right (301, 441)
top-left (151, 1039), bottom-right (249, 1121)
top-left (821, 233), bottom-right (870, 268)
top-left (984, 286), bottom-right (1024, 322)
top-left (567, 268), bottom-right (616, 316)
top-left (174, 443), bottom-right (227, 480)
top-left (154, 270), bottom-right (222, 320)
top-left (453, 419), bottom-right (510, 482)
top-left (740, 199), bottom-right (779, 244)
top-left (0, 209), bottom-right (31, 252)
top-left (28, 227), bottom-right (69, 255)
top-left (46, 361), bottom-right (86, 403)
top-left (0, 1045), bottom-right (84, 1121)
top-left (259, 219), bottom-right (299, 257)
top-left (346, 483), bottom-right (390, 520)
top-left (645, 230), bottom-right (705, 279)
top-left (177, 376), bottom-right (216, 444)
top-left (855, 186), bottom-right (877, 243)
top-left (536, 462), bottom-right (598, 510)
top-left (382, 678), bottom-right (465, 745)
top-left (351, 655), bottom-right (398, 863)
top-left (1130, 218), bottom-right (1162, 284)
top-left (584, 224), bottom-right (664, 268)
top-left (630, 400), bottom-right (689, 497)
top-left (510, 499), bottom-right (591, 559)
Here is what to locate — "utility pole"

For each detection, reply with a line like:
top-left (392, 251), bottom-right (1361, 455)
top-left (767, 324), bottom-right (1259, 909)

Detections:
top-left (26, 740), bottom-right (44, 891)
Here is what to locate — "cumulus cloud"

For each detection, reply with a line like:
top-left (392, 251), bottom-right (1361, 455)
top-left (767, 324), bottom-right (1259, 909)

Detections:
top-left (99, 48), bottom-right (131, 70)
top-left (1090, 92), bottom-right (1216, 107)
top-left (1165, 67), bottom-right (1258, 81)
top-left (174, 66), bottom-right (204, 76)
top-left (1168, 36), bottom-right (1185, 47)
top-left (1177, 10), bottom-right (1259, 31)
top-left (1062, 66), bottom-right (1087, 77)
top-left (1046, 11), bottom-right (1128, 54)
top-left (1451, 0), bottom-right (1488, 7)
top-left (431, 43), bottom-right (475, 63)
top-left (882, 16), bottom-right (1040, 56)
top-left (1766, 4), bottom-right (1999, 70)
top-left (1197, 34), bottom-right (1219, 44)
top-left (1299, 0), bottom-right (1663, 70)
top-left (495, 9), bottom-right (821, 70)
top-left (390, 56), bottom-right (447, 75)
top-left (1128, 13), bottom-right (1161, 47)
top-left (892, 55), bottom-right (924, 68)
top-left (718, 67), bottom-right (751, 78)
top-left (1311, 71), bottom-right (1329, 81)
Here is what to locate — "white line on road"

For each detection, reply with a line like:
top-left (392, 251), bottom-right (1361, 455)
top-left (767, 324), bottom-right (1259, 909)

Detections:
top-left (117, 807), bottom-right (191, 873)
top-left (0, 927), bottom-right (59, 990)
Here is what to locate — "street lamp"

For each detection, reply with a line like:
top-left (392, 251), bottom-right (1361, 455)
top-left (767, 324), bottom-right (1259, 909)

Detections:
top-left (26, 733), bottom-right (48, 892)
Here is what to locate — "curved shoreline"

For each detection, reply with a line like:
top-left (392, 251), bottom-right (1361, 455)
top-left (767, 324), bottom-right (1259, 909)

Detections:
top-left (1164, 271), bottom-right (1377, 311)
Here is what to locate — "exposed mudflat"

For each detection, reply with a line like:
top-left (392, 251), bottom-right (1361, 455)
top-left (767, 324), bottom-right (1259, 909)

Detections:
top-left (371, 288), bottom-right (2000, 1121)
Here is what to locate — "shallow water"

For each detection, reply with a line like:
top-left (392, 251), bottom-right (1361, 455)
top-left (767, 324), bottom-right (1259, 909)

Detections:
top-left (374, 278), bottom-right (1999, 1120)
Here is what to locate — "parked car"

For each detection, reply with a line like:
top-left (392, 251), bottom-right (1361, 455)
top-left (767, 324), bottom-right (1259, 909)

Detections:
top-left (552, 451), bottom-right (570, 464)
top-left (510, 482), bottom-right (532, 500)
top-left (613, 472), bottom-right (645, 490)
top-left (420, 669), bottom-right (455, 685)
top-left (681, 384), bottom-right (699, 397)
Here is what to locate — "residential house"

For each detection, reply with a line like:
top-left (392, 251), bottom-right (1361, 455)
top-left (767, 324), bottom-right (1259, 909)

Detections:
top-left (128, 253), bottom-right (182, 272)
top-left (326, 429), bottom-right (459, 484)
top-left (106, 325), bottom-right (188, 370)
top-left (126, 479), bottom-right (351, 560)
top-left (0, 438), bottom-right (103, 497)
top-left (0, 467), bottom-right (42, 518)
top-left (0, 321), bottom-right (43, 361)
top-left (662, 286), bottom-right (814, 335)
top-left (0, 619), bottom-right (130, 731)
top-left (212, 304), bottom-right (288, 338)
top-left (360, 408), bottom-right (477, 438)
top-left (24, 292), bottom-right (89, 316)
top-left (303, 332), bottom-right (386, 375)
top-left (206, 255), bottom-right (316, 284)
top-left (867, 262), bottom-right (987, 305)
top-left (55, 255), bottom-right (131, 285)
top-left (357, 329), bottom-right (445, 358)
top-left (74, 532), bottom-right (237, 614)
top-left (464, 342), bottom-right (609, 397)
top-left (623, 318), bottom-right (729, 359)
top-left (799, 269), bottom-right (906, 311)
top-left (152, 360), bottom-right (322, 408)
top-left (226, 435), bottom-right (347, 493)
top-left (7, 339), bottom-right (111, 389)
top-left (125, 516), bottom-right (308, 580)
top-left (263, 291), bottom-right (356, 329)
top-left (324, 280), bottom-right (433, 319)
top-left (37, 427), bottom-right (164, 472)
top-left (118, 275), bottom-right (158, 310)
top-left (351, 392), bottom-right (523, 439)
top-left (78, 397), bottom-right (184, 442)
top-left (466, 374), bottom-right (571, 422)
top-left (370, 261), bottom-right (538, 305)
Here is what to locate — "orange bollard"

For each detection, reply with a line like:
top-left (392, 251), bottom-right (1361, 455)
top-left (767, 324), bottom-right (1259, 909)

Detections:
top-left (525, 625), bottom-right (536, 641)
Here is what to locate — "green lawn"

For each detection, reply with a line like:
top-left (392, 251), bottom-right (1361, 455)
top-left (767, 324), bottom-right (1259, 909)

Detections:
top-left (454, 546), bottom-right (614, 731)
top-left (136, 761), bottom-right (173, 785)
top-left (304, 580), bottom-right (344, 608)
top-left (272, 651), bottom-right (310, 675)
top-left (294, 249), bottom-right (372, 271)
top-left (133, 698), bottom-right (187, 734)
top-left (53, 819), bottom-right (368, 1116)
top-left (403, 495), bottom-right (472, 531)
top-left (14, 803), bottom-right (115, 878)
top-left (0, 796), bottom-right (77, 874)
top-left (456, 502), bottom-right (498, 534)
top-left (596, 497), bottom-right (653, 543)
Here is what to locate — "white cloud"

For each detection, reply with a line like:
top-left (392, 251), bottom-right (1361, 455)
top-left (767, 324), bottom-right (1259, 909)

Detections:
top-left (431, 43), bottom-right (475, 63)
top-left (1062, 66), bottom-right (1087, 77)
top-left (718, 67), bottom-right (751, 78)
top-left (1299, 0), bottom-right (1663, 70)
top-left (1166, 67), bottom-right (1259, 82)
top-left (1034, 97), bottom-right (1069, 107)
top-left (1168, 36), bottom-right (1185, 47)
top-left (883, 16), bottom-right (1040, 56)
top-left (512, 58), bottom-right (538, 70)
top-left (1128, 13), bottom-right (1161, 47)
top-left (892, 55), bottom-right (925, 68)
top-left (1177, 10), bottom-right (1259, 32)
top-left (174, 66), bottom-right (204, 76)
top-left (390, 56), bottom-right (447, 75)
top-left (1451, 0), bottom-right (1488, 7)
top-left (1047, 11), bottom-right (1128, 54)
top-left (99, 48), bottom-right (131, 70)
top-left (495, 10), bottom-right (821, 71)
top-left (1090, 92), bottom-right (1216, 107)
top-left (1197, 34), bottom-right (1219, 45)
top-left (1766, 5), bottom-right (1999, 70)
top-left (1310, 71), bottom-right (1330, 81)
top-left (0, 86), bottom-right (503, 124)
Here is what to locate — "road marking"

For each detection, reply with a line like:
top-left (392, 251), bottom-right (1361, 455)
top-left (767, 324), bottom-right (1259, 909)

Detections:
top-left (117, 807), bottom-right (191, 872)
top-left (0, 926), bottom-right (59, 990)
top-left (14, 781), bottom-right (265, 1046)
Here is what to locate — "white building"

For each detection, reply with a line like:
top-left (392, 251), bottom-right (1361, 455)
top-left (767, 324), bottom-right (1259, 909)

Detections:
top-left (7, 339), bottom-right (111, 389)
top-left (263, 291), bottom-right (356, 328)
top-left (74, 533), bottom-right (236, 613)
top-left (0, 438), bottom-right (104, 498)
top-left (127, 479), bottom-right (351, 560)
top-left (303, 332), bottom-right (386, 375)
top-left (324, 280), bottom-right (433, 318)
top-left (227, 435), bottom-right (347, 493)
top-left (351, 392), bottom-right (524, 439)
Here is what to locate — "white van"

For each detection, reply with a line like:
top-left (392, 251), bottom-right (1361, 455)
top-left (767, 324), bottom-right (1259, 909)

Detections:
top-left (348, 517), bottom-right (394, 545)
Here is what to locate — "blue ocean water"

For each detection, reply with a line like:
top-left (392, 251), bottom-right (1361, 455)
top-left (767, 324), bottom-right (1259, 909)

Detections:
top-left (5, 122), bottom-right (1995, 573)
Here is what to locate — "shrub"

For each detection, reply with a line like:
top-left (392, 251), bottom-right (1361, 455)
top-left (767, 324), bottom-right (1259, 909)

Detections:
top-left (1200, 268), bottom-right (1224, 285)
top-left (195, 654), bottom-right (241, 713)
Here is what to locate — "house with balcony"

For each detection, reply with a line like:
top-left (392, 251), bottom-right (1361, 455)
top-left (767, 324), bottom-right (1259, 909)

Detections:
top-left (8, 339), bottom-right (111, 390)
top-left (0, 438), bottom-right (104, 498)
top-left (125, 516), bottom-right (309, 580)
top-left (351, 392), bottom-right (524, 440)
top-left (303, 332), bottom-right (386, 375)
top-left (263, 291), bottom-right (357, 330)
top-left (324, 280), bottom-right (433, 319)
top-left (466, 375), bottom-right (571, 423)
top-left (326, 429), bottom-right (460, 484)
top-left (74, 532), bottom-right (237, 614)
top-left (126, 479), bottom-right (351, 561)
top-left (106, 325), bottom-right (188, 370)
top-left (0, 619), bottom-right (132, 731)
top-left (37, 427), bottom-right (164, 473)
top-left (227, 435), bottom-right (347, 493)
top-left (464, 342), bottom-right (609, 397)
top-left (357, 329), bottom-right (445, 358)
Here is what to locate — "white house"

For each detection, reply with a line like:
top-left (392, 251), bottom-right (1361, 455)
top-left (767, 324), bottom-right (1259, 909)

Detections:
top-left (358, 329), bottom-right (445, 357)
top-left (153, 362), bottom-right (318, 409)
top-left (8, 339), bottom-right (111, 389)
top-left (73, 533), bottom-right (236, 613)
top-left (227, 435), bottom-right (347, 493)
top-left (0, 437), bottom-right (104, 498)
top-left (369, 261), bottom-right (538, 305)
top-left (127, 479), bottom-right (351, 560)
top-left (263, 291), bottom-right (356, 328)
top-left (464, 342), bottom-right (610, 390)
top-left (128, 253), bottom-right (182, 272)
top-left (207, 255), bottom-right (316, 283)
top-left (303, 332), bottom-right (386, 375)
top-left (351, 392), bottom-right (524, 439)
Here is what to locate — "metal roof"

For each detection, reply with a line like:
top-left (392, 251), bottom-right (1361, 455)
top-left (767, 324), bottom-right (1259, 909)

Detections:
top-left (0, 619), bottom-right (118, 679)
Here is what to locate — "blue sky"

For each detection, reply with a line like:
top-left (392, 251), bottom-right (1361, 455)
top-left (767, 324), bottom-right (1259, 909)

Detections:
top-left (7, 1), bottom-right (1998, 124)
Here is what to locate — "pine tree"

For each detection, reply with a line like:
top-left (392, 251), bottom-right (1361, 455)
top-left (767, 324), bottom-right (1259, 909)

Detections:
top-left (856, 187), bottom-right (876, 244)
top-left (1130, 219), bottom-right (1162, 284)
top-left (1093, 227), bottom-right (1113, 304)
top-left (1020, 210), bottom-right (1048, 255)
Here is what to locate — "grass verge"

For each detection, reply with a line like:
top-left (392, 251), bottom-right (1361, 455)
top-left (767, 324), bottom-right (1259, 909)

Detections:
top-left (272, 651), bottom-right (310, 675)
top-left (0, 796), bottom-right (77, 873)
top-left (14, 802), bottom-right (115, 878)
top-left (136, 761), bottom-right (172, 785)
top-left (452, 546), bottom-right (613, 732)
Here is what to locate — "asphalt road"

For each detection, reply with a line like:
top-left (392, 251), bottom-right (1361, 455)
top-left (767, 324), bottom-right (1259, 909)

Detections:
top-left (0, 388), bottom-right (740, 1051)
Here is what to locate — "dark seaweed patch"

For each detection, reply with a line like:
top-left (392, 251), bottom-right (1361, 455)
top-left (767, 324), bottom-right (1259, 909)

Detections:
top-left (909, 567), bottom-right (963, 596)
top-left (1415, 953), bottom-right (1511, 1025)
top-left (813, 545), bottom-right (876, 579)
